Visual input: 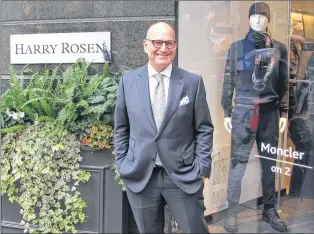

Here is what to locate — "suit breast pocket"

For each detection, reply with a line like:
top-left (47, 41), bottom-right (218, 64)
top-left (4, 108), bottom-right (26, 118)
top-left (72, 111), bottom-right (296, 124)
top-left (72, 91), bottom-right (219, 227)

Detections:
top-left (176, 102), bottom-right (193, 118)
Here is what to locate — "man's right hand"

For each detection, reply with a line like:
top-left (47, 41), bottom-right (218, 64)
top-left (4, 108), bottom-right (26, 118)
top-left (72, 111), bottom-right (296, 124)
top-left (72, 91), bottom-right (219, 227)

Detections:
top-left (224, 117), bottom-right (232, 134)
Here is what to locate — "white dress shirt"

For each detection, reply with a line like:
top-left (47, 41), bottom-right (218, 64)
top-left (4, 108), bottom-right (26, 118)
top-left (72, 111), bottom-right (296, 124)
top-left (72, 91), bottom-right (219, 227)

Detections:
top-left (148, 63), bottom-right (172, 106)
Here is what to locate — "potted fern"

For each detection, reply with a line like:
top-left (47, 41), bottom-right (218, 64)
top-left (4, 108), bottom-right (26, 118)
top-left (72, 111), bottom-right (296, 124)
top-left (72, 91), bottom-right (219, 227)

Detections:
top-left (0, 59), bottom-right (128, 233)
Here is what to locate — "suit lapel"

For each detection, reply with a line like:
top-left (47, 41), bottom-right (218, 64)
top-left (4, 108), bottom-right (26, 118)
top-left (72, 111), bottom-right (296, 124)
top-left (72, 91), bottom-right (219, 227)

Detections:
top-left (156, 66), bottom-right (184, 138)
top-left (136, 65), bottom-right (157, 133)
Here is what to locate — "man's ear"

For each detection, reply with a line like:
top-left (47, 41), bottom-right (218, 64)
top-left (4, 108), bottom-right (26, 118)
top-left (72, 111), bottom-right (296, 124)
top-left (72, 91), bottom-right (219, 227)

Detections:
top-left (143, 40), bottom-right (148, 53)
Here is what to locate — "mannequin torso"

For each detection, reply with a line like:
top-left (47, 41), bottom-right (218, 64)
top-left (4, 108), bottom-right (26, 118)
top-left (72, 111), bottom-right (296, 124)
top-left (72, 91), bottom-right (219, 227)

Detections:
top-left (223, 4), bottom-right (289, 232)
top-left (223, 14), bottom-right (288, 134)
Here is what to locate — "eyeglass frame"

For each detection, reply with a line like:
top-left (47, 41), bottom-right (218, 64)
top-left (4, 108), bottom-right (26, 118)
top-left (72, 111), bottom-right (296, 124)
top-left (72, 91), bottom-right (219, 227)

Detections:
top-left (145, 39), bottom-right (177, 49)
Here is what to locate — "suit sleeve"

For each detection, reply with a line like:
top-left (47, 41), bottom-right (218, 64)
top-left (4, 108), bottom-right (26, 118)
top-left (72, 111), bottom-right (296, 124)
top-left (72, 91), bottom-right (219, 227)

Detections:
top-left (194, 76), bottom-right (214, 178)
top-left (278, 44), bottom-right (289, 116)
top-left (114, 75), bottom-right (130, 170)
top-left (221, 45), bottom-right (236, 117)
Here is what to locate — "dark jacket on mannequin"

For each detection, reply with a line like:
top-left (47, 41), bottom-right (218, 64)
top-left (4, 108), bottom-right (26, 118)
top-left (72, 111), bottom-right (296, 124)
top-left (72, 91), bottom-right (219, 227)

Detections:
top-left (221, 27), bottom-right (289, 117)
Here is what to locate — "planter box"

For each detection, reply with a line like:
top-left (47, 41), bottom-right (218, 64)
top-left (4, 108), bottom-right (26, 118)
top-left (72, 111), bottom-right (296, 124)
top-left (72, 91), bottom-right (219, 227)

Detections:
top-left (1, 148), bottom-right (129, 233)
top-left (1, 148), bottom-right (181, 233)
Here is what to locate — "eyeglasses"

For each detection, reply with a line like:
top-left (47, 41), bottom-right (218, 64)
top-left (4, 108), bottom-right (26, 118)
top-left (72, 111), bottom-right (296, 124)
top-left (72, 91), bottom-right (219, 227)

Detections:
top-left (146, 39), bottom-right (176, 49)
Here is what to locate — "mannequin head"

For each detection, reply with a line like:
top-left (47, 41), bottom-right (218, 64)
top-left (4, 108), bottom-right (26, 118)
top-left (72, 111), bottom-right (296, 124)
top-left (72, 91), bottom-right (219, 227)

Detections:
top-left (250, 14), bottom-right (269, 32)
top-left (248, 2), bottom-right (271, 32)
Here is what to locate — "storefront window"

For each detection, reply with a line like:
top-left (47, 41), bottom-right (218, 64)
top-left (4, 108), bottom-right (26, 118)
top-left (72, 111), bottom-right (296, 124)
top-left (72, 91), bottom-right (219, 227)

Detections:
top-left (179, 1), bottom-right (314, 232)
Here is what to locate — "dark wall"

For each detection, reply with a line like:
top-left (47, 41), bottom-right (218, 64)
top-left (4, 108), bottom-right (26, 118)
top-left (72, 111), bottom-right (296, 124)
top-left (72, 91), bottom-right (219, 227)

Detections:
top-left (1, 1), bottom-right (176, 91)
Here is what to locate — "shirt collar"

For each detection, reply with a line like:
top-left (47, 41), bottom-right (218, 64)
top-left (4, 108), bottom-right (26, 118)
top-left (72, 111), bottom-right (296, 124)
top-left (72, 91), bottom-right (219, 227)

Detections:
top-left (148, 63), bottom-right (172, 78)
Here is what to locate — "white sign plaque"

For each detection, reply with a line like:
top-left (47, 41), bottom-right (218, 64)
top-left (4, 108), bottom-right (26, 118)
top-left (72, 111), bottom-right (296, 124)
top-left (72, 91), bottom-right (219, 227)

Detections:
top-left (10, 32), bottom-right (111, 64)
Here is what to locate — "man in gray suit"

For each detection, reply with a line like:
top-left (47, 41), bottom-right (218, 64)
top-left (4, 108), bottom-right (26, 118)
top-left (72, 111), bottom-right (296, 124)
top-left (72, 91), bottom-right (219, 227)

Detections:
top-left (114, 22), bottom-right (214, 233)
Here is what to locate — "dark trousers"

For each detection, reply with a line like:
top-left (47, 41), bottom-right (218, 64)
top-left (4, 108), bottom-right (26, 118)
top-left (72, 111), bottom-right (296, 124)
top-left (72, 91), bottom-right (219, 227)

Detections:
top-left (227, 104), bottom-right (279, 207)
top-left (289, 118), bottom-right (314, 195)
top-left (125, 167), bottom-right (209, 233)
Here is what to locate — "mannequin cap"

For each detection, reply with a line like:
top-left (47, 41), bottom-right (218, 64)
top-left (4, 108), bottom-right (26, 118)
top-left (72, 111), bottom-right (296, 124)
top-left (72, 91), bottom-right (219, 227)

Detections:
top-left (249, 2), bottom-right (271, 22)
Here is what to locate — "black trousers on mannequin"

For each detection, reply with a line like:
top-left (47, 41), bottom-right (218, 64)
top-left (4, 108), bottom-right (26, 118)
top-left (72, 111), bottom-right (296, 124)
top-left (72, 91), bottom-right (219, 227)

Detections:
top-left (227, 104), bottom-right (279, 208)
top-left (289, 118), bottom-right (313, 196)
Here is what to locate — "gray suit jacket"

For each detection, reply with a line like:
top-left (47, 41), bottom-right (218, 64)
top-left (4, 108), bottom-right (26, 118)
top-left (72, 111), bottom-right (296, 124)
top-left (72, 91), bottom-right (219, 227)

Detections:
top-left (114, 64), bottom-right (214, 194)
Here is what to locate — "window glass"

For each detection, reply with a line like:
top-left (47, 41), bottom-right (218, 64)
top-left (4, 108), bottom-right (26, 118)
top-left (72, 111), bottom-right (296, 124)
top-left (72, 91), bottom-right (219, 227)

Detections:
top-left (179, 1), bottom-right (314, 232)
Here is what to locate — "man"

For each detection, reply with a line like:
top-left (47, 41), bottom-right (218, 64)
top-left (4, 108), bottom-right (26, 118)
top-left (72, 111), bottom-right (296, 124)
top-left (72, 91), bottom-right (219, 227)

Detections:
top-left (114, 22), bottom-right (214, 233)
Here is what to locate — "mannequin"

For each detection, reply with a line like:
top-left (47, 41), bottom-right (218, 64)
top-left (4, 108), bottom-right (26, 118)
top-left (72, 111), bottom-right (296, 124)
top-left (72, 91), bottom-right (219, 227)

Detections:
top-left (221, 2), bottom-right (288, 233)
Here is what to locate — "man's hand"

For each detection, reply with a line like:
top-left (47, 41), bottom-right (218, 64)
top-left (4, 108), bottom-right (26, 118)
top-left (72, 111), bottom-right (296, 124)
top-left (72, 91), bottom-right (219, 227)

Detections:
top-left (201, 176), bottom-right (206, 184)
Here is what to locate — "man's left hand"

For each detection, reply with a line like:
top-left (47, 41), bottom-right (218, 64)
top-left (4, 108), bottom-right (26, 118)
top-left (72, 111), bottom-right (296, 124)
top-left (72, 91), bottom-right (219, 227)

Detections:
top-left (202, 176), bottom-right (206, 184)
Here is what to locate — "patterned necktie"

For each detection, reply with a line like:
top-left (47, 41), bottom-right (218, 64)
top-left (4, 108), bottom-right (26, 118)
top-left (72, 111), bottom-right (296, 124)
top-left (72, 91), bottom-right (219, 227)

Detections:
top-left (152, 73), bottom-right (166, 130)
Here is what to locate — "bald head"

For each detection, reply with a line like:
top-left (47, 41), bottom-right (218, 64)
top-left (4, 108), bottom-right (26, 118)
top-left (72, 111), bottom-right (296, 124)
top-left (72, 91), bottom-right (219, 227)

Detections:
top-left (146, 22), bottom-right (176, 41)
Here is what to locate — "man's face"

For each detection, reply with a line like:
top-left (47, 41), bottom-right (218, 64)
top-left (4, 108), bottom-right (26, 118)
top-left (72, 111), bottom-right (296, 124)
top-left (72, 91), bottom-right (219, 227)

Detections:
top-left (143, 24), bottom-right (177, 72)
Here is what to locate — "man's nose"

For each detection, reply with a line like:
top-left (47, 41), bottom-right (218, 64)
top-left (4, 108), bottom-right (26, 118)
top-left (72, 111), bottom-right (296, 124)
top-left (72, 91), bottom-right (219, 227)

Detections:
top-left (159, 42), bottom-right (167, 52)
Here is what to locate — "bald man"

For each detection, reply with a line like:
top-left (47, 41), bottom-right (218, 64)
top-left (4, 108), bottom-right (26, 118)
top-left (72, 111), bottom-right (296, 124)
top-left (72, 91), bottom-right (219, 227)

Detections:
top-left (114, 22), bottom-right (214, 233)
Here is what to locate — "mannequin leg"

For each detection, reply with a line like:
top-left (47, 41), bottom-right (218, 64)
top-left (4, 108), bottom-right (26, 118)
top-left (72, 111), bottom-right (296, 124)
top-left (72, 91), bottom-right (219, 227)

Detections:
top-left (256, 109), bottom-right (287, 232)
top-left (224, 104), bottom-right (257, 232)
top-left (288, 118), bottom-right (313, 196)
top-left (227, 163), bottom-right (249, 206)
top-left (256, 110), bottom-right (278, 207)
top-left (227, 104), bottom-right (257, 205)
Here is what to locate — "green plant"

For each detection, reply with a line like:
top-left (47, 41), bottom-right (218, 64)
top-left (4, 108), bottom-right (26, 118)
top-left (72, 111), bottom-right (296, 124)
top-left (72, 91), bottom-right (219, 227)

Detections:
top-left (1, 122), bottom-right (91, 233)
top-left (0, 66), bottom-right (28, 115)
top-left (0, 66), bottom-right (31, 130)
top-left (108, 151), bottom-right (125, 191)
top-left (57, 60), bottom-right (118, 133)
top-left (113, 164), bottom-right (125, 191)
top-left (0, 65), bottom-right (64, 129)
top-left (23, 65), bottom-right (64, 121)
top-left (80, 122), bottom-right (114, 150)
top-left (1, 60), bottom-right (122, 233)
top-left (1, 61), bottom-right (118, 137)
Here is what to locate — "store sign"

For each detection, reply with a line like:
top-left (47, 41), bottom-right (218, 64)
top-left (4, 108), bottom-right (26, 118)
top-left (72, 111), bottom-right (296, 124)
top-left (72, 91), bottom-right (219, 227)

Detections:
top-left (10, 32), bottom-right (111, 64)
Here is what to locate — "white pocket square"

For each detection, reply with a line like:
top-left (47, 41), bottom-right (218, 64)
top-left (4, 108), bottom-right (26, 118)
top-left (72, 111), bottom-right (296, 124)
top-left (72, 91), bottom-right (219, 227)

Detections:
top-left (179, 96), bottom-right (189, 106)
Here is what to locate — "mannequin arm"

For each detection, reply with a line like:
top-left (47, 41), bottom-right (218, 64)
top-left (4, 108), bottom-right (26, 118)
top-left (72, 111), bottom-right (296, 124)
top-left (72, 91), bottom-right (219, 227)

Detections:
top-left (224, 117), bottom-right (232, 134)
top-left (221, 45), bottom-right (235, 118)
top-left (279, 117), bottom-right (287, 133)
